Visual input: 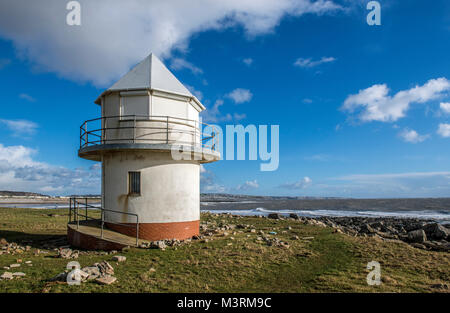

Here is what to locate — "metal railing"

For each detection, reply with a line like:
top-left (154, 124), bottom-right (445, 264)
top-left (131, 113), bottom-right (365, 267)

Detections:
top-left (69, 197), bottom-right (140, 246)
top-left (79, 115), bottom-right (219, 152)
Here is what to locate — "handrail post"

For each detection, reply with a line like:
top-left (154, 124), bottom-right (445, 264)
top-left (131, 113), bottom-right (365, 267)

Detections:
top-left (69, 197), bottom-right (72, 224)
top-left (136, 217), bottom-right (139, 246)
top-left (84, 122), bottom-right (88, 146)
top-left (101, 210), bottom-right (104, 239)
top-left (85, 197), bottom-right (88, 221)
top-left (76, 200), bottom-right (79, 229)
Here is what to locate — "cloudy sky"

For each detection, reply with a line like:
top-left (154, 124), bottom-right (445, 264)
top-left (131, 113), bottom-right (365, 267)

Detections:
top-left (0, 0), bottom-right (449, 197)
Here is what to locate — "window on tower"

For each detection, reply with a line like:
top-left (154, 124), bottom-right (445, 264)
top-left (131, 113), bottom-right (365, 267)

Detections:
top-left (128, 171), bottom-right (141, 195)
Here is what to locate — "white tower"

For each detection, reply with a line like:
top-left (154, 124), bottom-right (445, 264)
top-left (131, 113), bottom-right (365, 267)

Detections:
top-left (76, 53), bottom-right (219, 242)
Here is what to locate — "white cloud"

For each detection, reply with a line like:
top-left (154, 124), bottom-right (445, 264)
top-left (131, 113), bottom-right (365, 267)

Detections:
top-left (242, 58), bottom-right (253, 66)
top-left (437, 123), bottom-right (450, 138)
top-left (227, 88), bottom-right (253, 104)
top-left (329, 171), bottom-right (450, 198)
top-left (185, 84), bottom-right (203, 100)
top-left (19, 93), bottom-right (36, 102)
top-left (440, 102), bottom-right (450, 114)
top-left (0, 0), bottom-right (341, 86)
top-left (237, 179), bottom-right (259, 191)
top-left (0, 119), bottom-right (38, 137)
top-left (342, 78), bottom-right (450, 122)
top-left (294, 56), bottom-right (336, 68)
top-left (0, 143), bottom-right (101, 195)
top-left (200, 165), bottom-right (226, 193)
top-left (201, 99), bottom-right (246, 123)
top-left (398, 128), bottom-right (429, 143)
top-left (280, 177), bottom-right (312, 190)
top-left (170, 58), bottom-right (203, 75)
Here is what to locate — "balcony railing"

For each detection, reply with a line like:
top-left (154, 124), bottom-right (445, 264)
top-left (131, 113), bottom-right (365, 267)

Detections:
top-left (79, 115), bottom-right (219, 151)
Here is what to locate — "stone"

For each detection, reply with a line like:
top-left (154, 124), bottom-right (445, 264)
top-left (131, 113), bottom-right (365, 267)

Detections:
top-left (289, 213), bottom-right (299, 220)
top-left (9, 264), bottom-right (21, 268)
top-left (0, 272), bottom-right (13, 280)
top-left (112, 255), bottom-right (126, 262)
top-left (359, 224), bottom-right (375, 234)
top-left (12, 272), bottom-right (26, 277)
top-left (150, 241), bottom-right (167, 250)
top-left (96, 261), bottom-right (114, 276)
top-left (58, 248), bottom-right (73, 259)
top-left (423, 223), bottom-right (449, 240)
top-left (268, 213), bottom-right (281, 219)
top-left (25, 261), bottom-right (32, 264)
top-left (96, 276), bottom-right (117, 285)
top-left (408, 229), bottom-right (427, 243)
top-left (291, 235), bottom-right (299, 240)
top-left (81, 266), bottom-right (101, 279)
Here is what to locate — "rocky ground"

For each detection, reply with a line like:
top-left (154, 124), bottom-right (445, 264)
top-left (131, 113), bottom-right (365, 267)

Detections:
top-left (267, 213), bottom-right (450, 252)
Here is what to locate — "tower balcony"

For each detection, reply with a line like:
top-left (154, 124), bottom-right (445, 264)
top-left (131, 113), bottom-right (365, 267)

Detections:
top-left (78, 115), bottom-right (220, 163)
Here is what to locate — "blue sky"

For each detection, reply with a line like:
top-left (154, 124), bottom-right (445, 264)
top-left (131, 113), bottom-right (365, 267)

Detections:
top-left (0, 0), bottom-right (449, 197)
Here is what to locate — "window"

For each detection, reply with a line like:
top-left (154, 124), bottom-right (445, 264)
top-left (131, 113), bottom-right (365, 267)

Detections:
top-left (128, 172), bottom-right (141, 195)
top-left (120, 94), bottom-right (149, 119)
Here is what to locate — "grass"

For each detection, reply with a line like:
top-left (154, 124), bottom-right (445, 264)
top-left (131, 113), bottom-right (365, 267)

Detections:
top-left (0, 207), bottom-right (448, 293)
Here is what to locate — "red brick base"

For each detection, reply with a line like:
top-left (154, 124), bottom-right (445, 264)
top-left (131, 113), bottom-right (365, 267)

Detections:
top-left (105, 220), bottom-right (200, 241)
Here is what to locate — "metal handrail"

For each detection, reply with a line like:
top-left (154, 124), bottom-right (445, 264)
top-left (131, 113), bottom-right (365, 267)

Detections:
top-left (79, 115), bottom-right (219, 152)
top-left (69, 197), bottom-right (140, 246)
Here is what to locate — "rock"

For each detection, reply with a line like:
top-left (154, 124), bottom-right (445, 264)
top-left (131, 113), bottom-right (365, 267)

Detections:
top-left (96, 275), bottom-right (117, 285)
top-left (96, 261), bottom-right (114, 276)
top-left (408, 229), bottom-right (427, 243)
top-left (81, 266), bottom-right (101, 279)
top-left (423, 223), bottom-right (449, 240)
top-left (112, 256), bottom-right (126, 262)
top-left (149, 267), bottom-right (156, 273)
top-left (250, 229), bottom-right (256, 233)
top-left (0, 272), bottom-right (13, 280)
top-left (289, 213), bottom-right (299, 220)
top-left (150, 241), bottom-right (167, 250)
top-left (268, 213), bottom-right (281, 219)
top-left (430, 283), bottom-right (449, 290)
top-left (291, 235), bottom-right (299, 240)
top-left (360, 224), bottom-right (375, 234)
top-left (12, 272), bottom-right (26, 277)
top-left (9, 264), bottom-right (21, 268)
top-left (58, 248), bottom-right (73, 259)
top-left (25, 261), bottom-right (32, 264)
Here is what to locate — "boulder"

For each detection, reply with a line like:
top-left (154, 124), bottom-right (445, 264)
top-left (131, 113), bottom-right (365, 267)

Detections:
top-left (0, 272), bottom-right (13, 280)
top-left (359, 224), bottom-right (375, 234)
top-left (289, 213), bottom-right (299, 220)
top-left (96, 275), bottom-right (117, 285)
top-left (112, 255), bottom-right (126, 262)
top-left (407, 229), bottom-right (427, 243)
top-left (423, 223), bottom-right (449, 240)
top-left (150, 241), bottom-right (167, 250)
top-left (268, 213), bottom-right (281, 219)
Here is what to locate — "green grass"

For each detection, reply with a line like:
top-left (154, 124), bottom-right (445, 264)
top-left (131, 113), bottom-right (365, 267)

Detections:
top-left (0, 207), bottom-right (448, 293)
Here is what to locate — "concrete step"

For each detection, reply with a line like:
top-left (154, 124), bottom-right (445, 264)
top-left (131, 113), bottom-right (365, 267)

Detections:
top-left (67, 220), bottom-right (143, 250)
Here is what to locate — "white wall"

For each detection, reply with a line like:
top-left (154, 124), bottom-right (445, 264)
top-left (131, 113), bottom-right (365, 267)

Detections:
top-left (103, 150), bottom-right (200, 224)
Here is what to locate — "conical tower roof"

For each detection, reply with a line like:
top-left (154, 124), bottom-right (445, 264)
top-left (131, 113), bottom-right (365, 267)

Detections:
top-left (95, 53), bottom-right (200, 106)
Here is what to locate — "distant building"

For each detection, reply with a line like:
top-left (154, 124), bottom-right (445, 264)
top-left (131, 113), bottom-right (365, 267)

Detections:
top-left (68, 53), bottom-right (219, 249)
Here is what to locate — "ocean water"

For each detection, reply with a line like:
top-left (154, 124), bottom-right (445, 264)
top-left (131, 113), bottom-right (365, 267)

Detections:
top-left (202, 207), bottom-right (450, 222)
top-left (1, 202), bottom-right (449, 222)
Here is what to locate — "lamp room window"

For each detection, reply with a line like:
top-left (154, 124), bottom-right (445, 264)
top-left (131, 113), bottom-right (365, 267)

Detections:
top-left (128, 171), bottom-right (141, 195)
